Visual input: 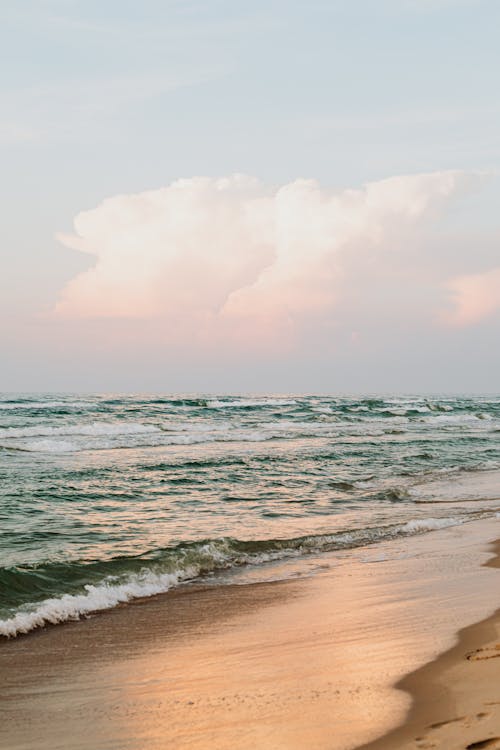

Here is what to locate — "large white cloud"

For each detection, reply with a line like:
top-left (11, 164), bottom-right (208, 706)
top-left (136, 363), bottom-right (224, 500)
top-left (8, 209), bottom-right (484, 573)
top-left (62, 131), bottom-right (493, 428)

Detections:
top-left (55, 171), bottom-right (485, 345)
top-left (56, 175), bottom-right (277, 319)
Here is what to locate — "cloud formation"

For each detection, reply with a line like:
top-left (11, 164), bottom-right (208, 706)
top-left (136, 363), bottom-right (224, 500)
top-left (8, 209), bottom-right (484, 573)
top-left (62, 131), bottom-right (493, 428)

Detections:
top-left (444, 267), bottom-right (500, 326)
top-left (55, 171), bottom-right (486, 347)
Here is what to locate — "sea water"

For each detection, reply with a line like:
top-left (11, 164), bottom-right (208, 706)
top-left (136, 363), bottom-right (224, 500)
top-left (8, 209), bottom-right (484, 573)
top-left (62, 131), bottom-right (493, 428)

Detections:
top-left (1, 393), bottom-right (499, 637)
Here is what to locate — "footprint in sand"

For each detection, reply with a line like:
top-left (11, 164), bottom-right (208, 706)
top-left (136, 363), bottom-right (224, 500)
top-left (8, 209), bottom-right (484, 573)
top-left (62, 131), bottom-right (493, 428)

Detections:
top-left (427, 712), bottom-right (490, 732)
top-left (462, 712), bottom-right (493, 729)
top-left (429, 716), bottom-right (465, 729)
top-left (467, 644), bottom-right (500, 661)
top-left (466, 739), bottom-right (500, 749)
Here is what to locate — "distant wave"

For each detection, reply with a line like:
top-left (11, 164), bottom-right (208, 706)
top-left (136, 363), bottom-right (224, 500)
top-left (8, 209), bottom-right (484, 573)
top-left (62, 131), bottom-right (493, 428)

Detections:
top-left (206, 398), bottom-right (298, 408)
top-left (0, 511), bottom-right (490, 638)
top-left (0, 419), bottom-right (336, 453)
top-left (1, 393), bottom-right (498, 456)
top-left (0, 421), bottom-right (160, 439)
top-left (0, 421), bottom-right (162, 453)
top-left (0, 424), bottom-right (282, 453)
top-left (0, 400), bottom-right (90, 411)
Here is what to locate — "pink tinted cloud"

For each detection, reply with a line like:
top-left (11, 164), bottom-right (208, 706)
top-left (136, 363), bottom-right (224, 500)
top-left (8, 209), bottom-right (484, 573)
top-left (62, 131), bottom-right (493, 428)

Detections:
top-left (54, 170), bottom-right (482, 348)
top-left (444, 267), bottom-right (500, 326)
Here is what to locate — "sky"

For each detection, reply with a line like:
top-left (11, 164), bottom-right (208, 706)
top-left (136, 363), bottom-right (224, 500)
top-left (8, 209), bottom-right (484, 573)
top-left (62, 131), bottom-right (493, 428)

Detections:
top-left (1, 0), bottom-right (499, 393)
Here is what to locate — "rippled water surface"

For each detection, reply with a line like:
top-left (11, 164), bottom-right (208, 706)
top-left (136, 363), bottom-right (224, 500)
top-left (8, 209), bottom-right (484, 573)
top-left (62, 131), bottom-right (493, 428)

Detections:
top-left (1, 393), bottom-right (499, 636)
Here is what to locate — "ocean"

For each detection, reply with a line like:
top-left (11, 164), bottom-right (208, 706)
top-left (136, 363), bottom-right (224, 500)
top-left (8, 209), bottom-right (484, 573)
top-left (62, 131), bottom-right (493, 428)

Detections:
top-left (1, 393), bottom-right (499, 638)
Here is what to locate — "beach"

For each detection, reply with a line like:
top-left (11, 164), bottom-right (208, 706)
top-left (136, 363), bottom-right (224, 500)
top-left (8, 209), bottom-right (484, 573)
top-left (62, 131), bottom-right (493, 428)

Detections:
top-left (2, 394), bottom-right (500, 748)
top-left (361, 589), bottom-right (500, 750)
top-left (2, 517), bottom-right (500, 750)
top-left (4, 0), bottom-right (500, 744)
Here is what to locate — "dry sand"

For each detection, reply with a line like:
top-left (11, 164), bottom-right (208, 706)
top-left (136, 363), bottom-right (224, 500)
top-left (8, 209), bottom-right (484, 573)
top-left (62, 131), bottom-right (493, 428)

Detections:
top-left (1, 519), bottom-right (500, 750)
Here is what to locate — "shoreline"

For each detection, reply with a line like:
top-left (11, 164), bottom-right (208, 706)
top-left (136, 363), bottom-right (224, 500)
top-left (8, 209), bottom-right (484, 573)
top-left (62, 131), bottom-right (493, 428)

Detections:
top-left (1, 520), bottom-right (500, 749)
top-left (358, 540), bottom-right (500, 750)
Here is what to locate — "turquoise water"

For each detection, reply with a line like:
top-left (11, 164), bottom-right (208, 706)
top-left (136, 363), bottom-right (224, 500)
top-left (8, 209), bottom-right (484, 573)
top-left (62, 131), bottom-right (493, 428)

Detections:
top-left (1, 393), bottom-right (499, 637)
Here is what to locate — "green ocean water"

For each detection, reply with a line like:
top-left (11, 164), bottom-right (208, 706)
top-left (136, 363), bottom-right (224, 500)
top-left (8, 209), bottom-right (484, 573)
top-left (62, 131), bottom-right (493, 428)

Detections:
top-left (1, 393), bottom-right (499, 637)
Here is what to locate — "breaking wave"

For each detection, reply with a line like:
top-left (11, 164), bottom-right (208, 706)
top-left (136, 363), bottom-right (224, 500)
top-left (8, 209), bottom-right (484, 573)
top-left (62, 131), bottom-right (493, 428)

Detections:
top-left (0, 511), bottom-right (490, 638)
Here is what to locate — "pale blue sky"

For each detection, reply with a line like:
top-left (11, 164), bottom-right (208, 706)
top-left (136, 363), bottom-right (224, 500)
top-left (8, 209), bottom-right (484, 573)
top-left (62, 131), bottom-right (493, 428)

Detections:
top-left (1, 0), bottom-right (499, 392)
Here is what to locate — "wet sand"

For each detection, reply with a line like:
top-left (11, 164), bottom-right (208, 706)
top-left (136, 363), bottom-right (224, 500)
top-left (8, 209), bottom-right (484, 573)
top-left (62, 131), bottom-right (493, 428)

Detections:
top-left (1, 519), bottom-right (500, 750)
top-left (359, 542), bottom-right (500, 750)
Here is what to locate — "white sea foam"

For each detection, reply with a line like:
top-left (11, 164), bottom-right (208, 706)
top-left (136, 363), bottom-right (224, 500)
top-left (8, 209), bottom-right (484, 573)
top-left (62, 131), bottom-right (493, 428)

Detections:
top-left (0, 539), bottom-right (267, 637)
top-left (0, 424), bottom-right (296, 452)
top-left (19, 439), bottom-right (82, 453)
top-left (427, 403), bottom-right (454, 412)
top-left (0, 421), bottom-right (164, 452)
top-left (400, 517), bottom-right (464, 533)
top-left (0, 421), bottom-right (160, 439)
top-left (421, 413), bottom-right (494, 426)
top-left (0, 570), bottom-right (188, 638)
top-left (1, 513), bottom-right (487, 638)
top-left (387, 407), bottom-right (431, 416)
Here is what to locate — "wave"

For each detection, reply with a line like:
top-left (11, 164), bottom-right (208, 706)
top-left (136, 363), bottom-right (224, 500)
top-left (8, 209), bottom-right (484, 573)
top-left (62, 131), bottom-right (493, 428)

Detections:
top-left (373, 487), bottom-right (411, 502)
top-left (399, 517), bottom-right (464, 533)
top-left (0, 421), bottom-right (160, 439)
top-left (2, 394), bottom-right (498, 455)
top-left (420, 413), bottom-right (493, 425)
top-left (206, 398), bottom-right (298, 408)
top-left (6, 418), bottom-right (497, 454)
top-left (0, 400), bottom-right (90, 411)
top-left (0, 420), bottom-right (339, 453)
top-left (0, 429), bottom-right (280, 453)
top-left (0, 421), bottom-right (164, 453)
top-left (426, 402), bottom-right (454, 412)
top-left (325, 479), bottom-right (357, 491)
top-left (0, 511), bottom-right (490, 638)
top-left (0, 570), bottom-right (186, 639)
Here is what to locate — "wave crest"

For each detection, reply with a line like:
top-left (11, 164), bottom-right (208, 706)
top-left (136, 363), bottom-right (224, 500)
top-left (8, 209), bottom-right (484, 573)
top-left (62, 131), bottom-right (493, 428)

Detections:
top-left (0, 513), bottom-right (488, 638)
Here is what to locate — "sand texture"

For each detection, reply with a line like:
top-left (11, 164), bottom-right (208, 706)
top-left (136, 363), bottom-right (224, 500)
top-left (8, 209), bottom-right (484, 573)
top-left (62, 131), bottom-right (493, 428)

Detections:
top-left (359, 541), bottom-right (500, 750)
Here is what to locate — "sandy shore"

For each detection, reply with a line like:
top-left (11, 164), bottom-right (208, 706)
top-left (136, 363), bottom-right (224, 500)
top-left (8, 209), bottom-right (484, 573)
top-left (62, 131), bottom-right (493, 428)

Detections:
top-left (1, 519), bottom-right (500, 750)
top-left (359, 541), bottom-right (500, 750)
